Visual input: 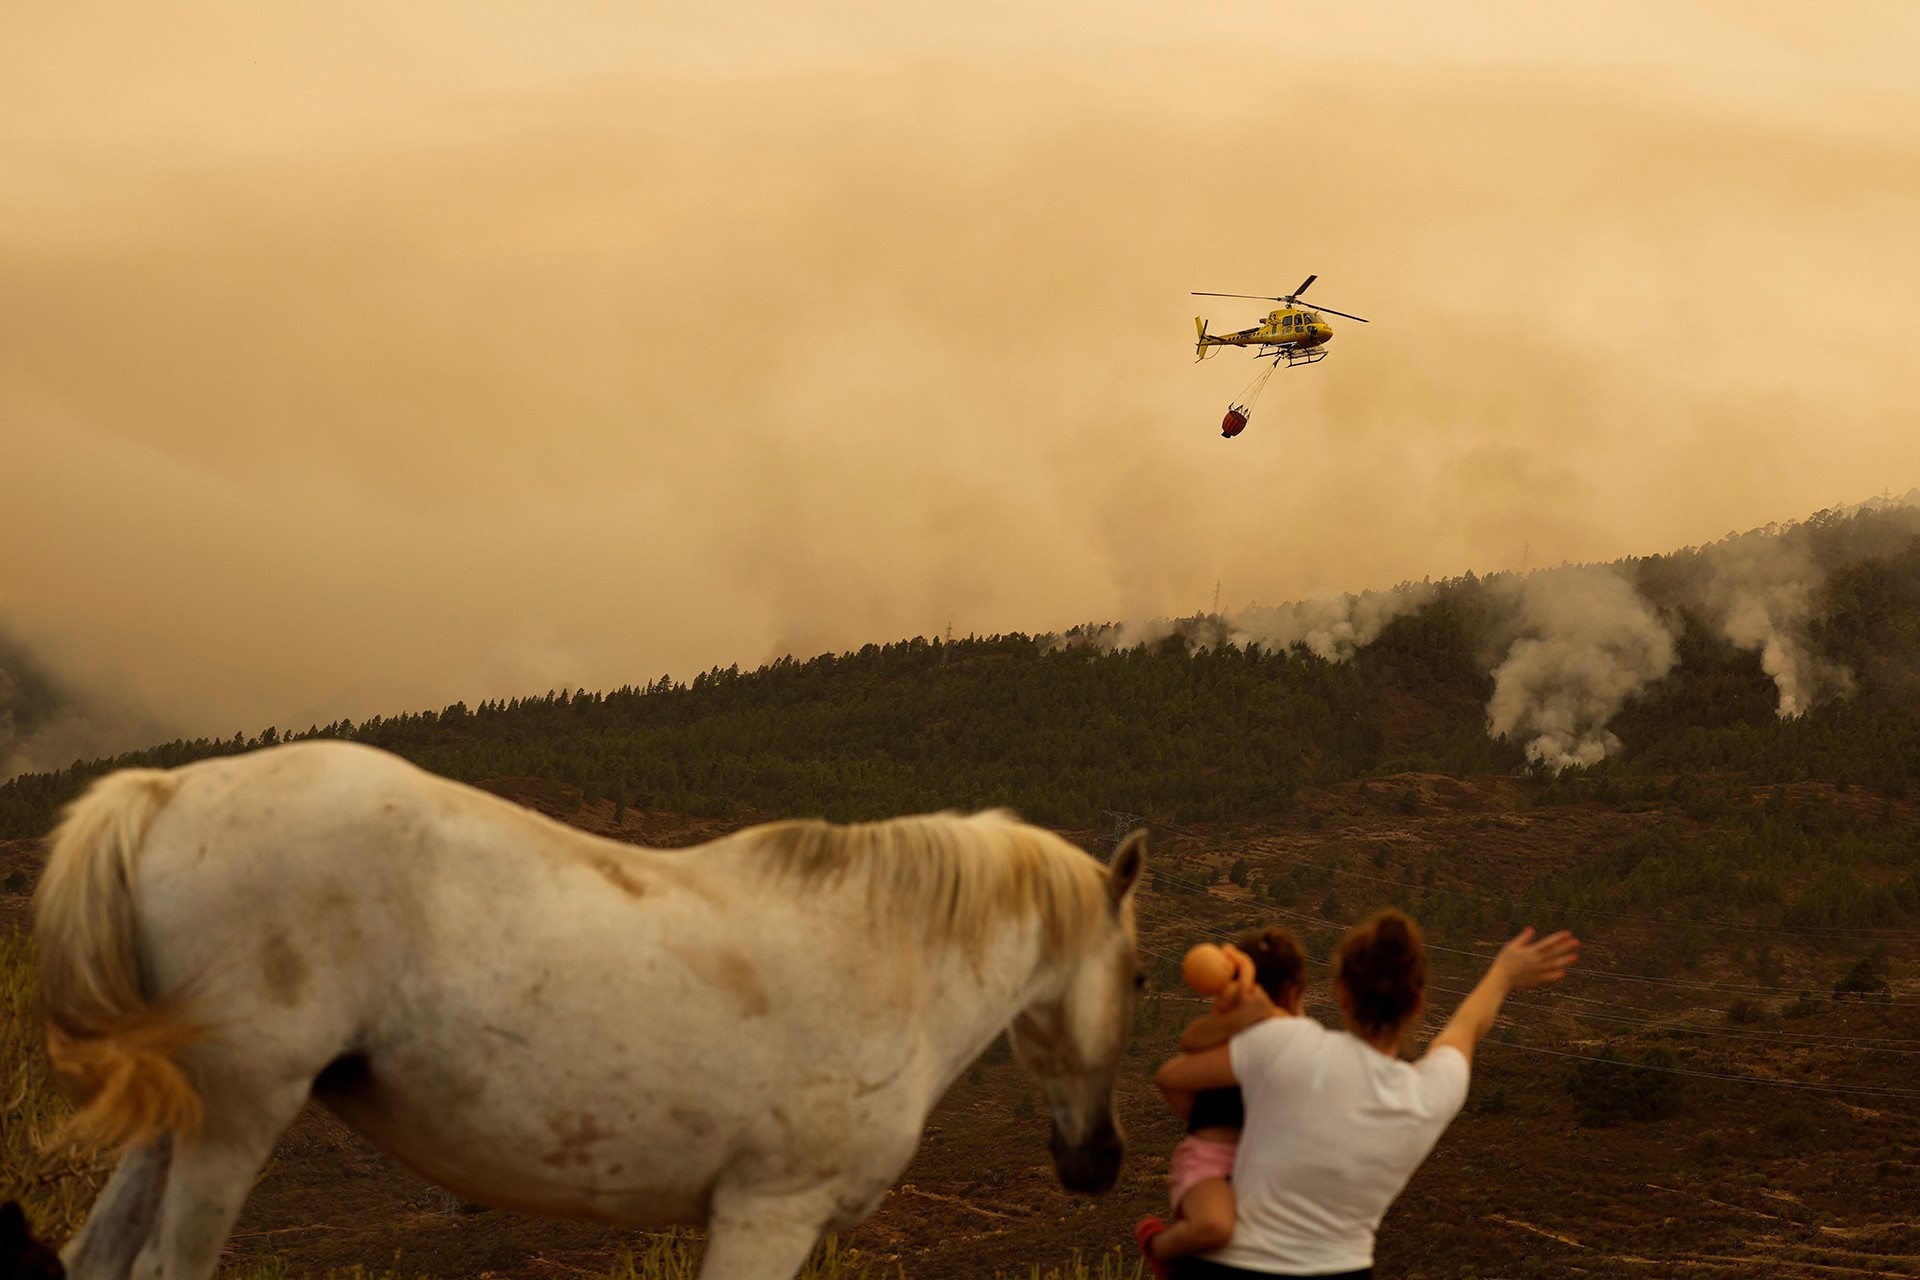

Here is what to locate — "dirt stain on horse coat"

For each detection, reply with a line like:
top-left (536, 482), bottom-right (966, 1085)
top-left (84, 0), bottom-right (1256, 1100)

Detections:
top-left (670, 1106), bottom-right (714, 1137)
top-left (664, 944), bottom-right (771, 1017)
top-left (259, 936), bottom-right (310, 1006)
top-left (540, 1111), bottom-right (613, 1169)
top-left (587, 856), bottom-right (647, 899)
top-left (550, 842), bottom-right (649, 899)
top-left (713, 950), bottom-right (771, 1016)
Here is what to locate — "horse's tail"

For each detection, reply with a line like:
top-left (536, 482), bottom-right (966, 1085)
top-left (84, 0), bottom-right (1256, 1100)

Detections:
top-left (34, 768), bottom-right (207, 1149)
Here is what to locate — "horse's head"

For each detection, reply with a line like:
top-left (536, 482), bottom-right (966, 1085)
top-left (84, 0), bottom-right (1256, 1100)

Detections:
top-left (1007, 829), bottom-right (1145, 1196)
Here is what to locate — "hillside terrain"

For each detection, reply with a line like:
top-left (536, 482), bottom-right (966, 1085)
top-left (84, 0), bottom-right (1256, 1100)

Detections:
top-left (5, 504), bottom-right (1920, 1277)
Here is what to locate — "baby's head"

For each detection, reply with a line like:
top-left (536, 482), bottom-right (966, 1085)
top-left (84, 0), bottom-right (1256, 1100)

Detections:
top-left (1234, 926), bottom-right (1306, 1012)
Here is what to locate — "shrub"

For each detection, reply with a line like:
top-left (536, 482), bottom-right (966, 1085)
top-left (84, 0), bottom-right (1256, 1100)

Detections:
top-left (1834, 946), bottom-right (1892, 1001)
top-left (1567, 1043), bottom-right (1684, 1126)
top-left (1726, 998), bottom-right (1764, 1025)
top-left (1768, 1108), bottom-right (1815, 1144)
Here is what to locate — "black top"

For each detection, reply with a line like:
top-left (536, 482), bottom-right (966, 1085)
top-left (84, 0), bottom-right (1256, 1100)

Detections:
top-left (1186, 1085), bottom-right (1245, 1133)
top-left (1174, 1260), bottom-right (1371, 1280)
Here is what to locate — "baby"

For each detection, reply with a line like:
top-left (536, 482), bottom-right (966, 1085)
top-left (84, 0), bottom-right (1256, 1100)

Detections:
top-left (1136, 927), bottom-right (1305, 1278)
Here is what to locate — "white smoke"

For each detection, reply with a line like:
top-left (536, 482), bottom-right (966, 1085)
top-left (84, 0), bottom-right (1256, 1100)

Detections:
top-left (1486, 567), bottom-right (1676, 772)
top-left (1227, 584), bottom-right (1436, 662)
top-left (1050, 583), bottom-right (1433, 662)
top-left (1700, 531), bottom-right (1852, 717)
top-left (1048, 615), bottom-right (1189, 655)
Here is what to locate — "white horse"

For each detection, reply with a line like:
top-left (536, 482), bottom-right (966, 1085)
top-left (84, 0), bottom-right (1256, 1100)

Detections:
top-left (34, 741), bottom-right (1147, 1280)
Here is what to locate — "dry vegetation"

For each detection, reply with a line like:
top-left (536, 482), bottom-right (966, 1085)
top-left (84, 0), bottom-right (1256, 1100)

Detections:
top-left (0, 927), bottom-right (110, 1244)
top-left (5, 771), bottom-right (1920, 1279)
top-left (12, 511), bottom-right (1920, 1277)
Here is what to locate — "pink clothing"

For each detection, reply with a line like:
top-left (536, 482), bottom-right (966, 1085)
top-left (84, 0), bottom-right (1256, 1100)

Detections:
top-left (1168, 1134), bottom-right (1237, 1212)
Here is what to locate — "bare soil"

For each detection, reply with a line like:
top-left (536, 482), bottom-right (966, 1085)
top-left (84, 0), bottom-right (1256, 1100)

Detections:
top-left (10, 775), bottom-right (1920, 1279)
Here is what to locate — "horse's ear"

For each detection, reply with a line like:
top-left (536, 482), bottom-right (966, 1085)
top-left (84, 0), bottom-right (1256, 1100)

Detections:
top-left (1108, 829), bottom-right (1147, 907)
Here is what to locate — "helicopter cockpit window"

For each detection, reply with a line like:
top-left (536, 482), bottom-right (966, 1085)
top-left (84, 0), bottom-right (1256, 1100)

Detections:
top-left (1282, 315), bottom-right (1295, 330)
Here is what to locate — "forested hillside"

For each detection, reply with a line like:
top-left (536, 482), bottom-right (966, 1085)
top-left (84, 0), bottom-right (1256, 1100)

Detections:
top-left (8, 504), bottom-right (1920, 841)
top-left (9, 506), bottom-right (1920, 1279)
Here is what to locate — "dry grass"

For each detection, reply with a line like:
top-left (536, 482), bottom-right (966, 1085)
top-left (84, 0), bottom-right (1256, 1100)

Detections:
top-left (219, 1233), bottom-right (910, 1279)
top-left (605, 1233), bottom-right (899, 1280)
top-left (993, 1249), bottom-right (1145, 1280)
top-left (0, 926), bottom-right (111, 1245)
top-left (217, 1242), bottom-right (1143, 1280)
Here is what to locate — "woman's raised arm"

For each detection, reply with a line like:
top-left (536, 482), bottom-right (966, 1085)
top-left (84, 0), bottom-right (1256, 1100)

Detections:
top-left (1427, 927), bottom-right (1579, 1067)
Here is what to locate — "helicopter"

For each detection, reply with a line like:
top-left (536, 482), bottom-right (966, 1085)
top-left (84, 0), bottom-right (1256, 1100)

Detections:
top-left (1193, 275), bottom-right (1368, 366)
top-left (1192, 275), bottom-right (1367, 438)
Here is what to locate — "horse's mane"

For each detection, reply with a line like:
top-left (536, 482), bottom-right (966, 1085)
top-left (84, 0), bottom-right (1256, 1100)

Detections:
top-left (738, 810), bottom-right (1112, 960)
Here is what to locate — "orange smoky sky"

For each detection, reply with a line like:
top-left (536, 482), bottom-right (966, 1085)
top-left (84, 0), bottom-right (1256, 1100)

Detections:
top-left (2, 1), bottom-right (1918, 756)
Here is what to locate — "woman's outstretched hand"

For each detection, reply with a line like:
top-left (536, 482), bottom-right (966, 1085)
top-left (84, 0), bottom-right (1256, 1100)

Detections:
top-left (1491, 927), bottom-right (1579, 990)
top-left (1431, 927), bottom-right (1581, 1064)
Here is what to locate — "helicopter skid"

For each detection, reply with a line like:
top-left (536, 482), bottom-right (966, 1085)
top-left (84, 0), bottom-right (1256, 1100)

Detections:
top-left (1262, 347), bottom-right (1328, 367)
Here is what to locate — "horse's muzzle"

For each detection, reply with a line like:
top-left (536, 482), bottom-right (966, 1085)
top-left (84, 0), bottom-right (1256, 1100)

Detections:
top-left (1049, 1117), bottom-right (1124, 1195)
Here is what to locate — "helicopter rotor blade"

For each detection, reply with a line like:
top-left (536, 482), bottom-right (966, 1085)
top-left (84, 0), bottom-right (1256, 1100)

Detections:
top-left (1193, 284), bottom-right (1370, 322)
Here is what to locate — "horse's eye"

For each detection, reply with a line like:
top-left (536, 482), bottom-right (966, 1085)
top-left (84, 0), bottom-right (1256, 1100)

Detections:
top-left (1132, 972), bottom-right (1147, 992)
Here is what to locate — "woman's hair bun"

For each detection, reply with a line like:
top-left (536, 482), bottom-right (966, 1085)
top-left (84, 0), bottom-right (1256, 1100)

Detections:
top-left (1333, 909), bottom-right (1427, 1041)
top-left (1371, 913), bottom-right (1416, 961)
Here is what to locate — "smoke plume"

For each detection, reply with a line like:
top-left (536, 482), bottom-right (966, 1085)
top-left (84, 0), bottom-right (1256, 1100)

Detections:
top-left (0, 632), bottom-right (161, 781)
top-left (1700, 531), bottom-right (1852, 717)
top-left (1053, 583), bottom-right (1432, 663)
top-left (1486, 567), bottom-right (1677, 772)
top-left (1227, 586), bottom-right (1436, 662)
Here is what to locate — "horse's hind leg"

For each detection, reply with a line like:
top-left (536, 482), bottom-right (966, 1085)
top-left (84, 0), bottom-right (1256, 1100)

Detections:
top-left (128, 1080), bottom-right (309, 1280)
top-left (61, 1138), bottom-right (172, 1280)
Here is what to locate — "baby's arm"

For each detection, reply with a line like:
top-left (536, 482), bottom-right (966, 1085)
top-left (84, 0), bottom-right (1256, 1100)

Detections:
top-left (1179, 1001), bottom-right (1268, 1053)
top-left (1155, 1045), bottom-right (1236, 1121)
top-left (1179, 945), bottom-right (1278, 1052)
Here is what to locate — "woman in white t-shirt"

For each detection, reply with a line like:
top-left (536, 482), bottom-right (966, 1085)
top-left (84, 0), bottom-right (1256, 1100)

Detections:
top-left (1150, 910), bottom-right (1578, 1280)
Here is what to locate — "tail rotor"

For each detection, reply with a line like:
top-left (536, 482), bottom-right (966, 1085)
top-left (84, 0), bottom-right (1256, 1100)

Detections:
top-left (1194, 317), bottom-right (1216, 361)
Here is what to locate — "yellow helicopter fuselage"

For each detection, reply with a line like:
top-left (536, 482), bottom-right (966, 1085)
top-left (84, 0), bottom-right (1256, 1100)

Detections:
top-left (1194, 307), bottom-right (1332, 359)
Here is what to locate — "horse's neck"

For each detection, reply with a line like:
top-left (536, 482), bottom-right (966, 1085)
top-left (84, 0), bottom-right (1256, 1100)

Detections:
top-left (913, 916), bottom-right (1058, 1085)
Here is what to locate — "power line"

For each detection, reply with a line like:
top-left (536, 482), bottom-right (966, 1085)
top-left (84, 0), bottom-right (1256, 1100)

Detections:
top-left (1162, 865), bottom-right (1920, 1002)
top-left (1486, 1039), bottom-right (1920, 1101)
top-left (1421, 980), bottom-right (1920, 1052)
top-left (1240, 834), bottom-right (1920, 942)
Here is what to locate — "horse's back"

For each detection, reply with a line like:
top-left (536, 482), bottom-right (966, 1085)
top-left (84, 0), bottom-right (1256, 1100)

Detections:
top-left (116, 742), bottom-right (926, 1220)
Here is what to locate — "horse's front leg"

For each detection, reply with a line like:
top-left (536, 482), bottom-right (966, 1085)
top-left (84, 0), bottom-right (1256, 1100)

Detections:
top-left (698, 1176), bottom-right (891, 1280)
top-left (61, 1138), bottom-right (171, 1280)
